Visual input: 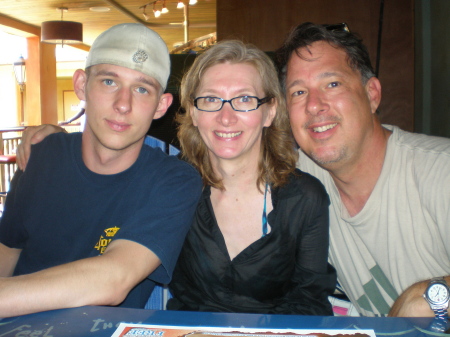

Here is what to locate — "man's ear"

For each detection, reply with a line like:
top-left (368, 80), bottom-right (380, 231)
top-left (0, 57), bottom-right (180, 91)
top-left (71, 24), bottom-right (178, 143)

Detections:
top-left (153, 93), bottom-right (173, 120)
top-left (73, 69), bottom-right (87, 101)
top-left (365, 77), bottom-right (382, 114)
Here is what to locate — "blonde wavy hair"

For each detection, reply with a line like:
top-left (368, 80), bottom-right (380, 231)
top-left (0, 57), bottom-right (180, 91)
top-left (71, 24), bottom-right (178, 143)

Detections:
top-left (177, 40), bottom-right (298, 191)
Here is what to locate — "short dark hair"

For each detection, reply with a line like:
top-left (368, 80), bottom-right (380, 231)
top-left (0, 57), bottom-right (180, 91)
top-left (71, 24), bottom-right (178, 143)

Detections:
top-left (276, 22), bottom-right (375, 91)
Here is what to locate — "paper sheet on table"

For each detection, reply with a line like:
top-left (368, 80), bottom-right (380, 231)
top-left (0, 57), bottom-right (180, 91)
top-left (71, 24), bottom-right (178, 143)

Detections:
top-left (111, 324), bottom-right (376, 337)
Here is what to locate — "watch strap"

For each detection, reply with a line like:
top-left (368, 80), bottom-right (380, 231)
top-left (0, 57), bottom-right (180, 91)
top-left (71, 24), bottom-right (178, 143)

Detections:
top-left (435, 307), bottom-right (449, 319)
top-left (429, 316), bottom-right (449, 333)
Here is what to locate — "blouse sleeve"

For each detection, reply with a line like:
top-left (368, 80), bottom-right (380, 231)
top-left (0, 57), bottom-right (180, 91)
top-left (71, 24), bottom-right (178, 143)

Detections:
top-left (273, 175), bottom-right (336, 315)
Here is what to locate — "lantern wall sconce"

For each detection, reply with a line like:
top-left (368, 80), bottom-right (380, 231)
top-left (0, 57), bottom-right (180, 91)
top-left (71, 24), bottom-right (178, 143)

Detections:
top-left (13, 55), bottom-right (26, 91)
top-left (12, 55), bottom-right (26, 124)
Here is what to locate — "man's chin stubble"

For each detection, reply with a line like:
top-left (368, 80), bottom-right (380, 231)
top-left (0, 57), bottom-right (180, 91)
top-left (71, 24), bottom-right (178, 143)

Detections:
top-left (308, 146), bottom-right (348, 167)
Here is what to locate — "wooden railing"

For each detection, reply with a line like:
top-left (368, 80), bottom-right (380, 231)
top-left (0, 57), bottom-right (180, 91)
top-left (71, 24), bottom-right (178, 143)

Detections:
top-left (61, 123), bottom-right (82, 133)
top-left (0, 124), bottom-right (81, 155)
top-left (0, 128), bottom-right (22, 207)
top-left (2, 135), bottom-right (21, 155)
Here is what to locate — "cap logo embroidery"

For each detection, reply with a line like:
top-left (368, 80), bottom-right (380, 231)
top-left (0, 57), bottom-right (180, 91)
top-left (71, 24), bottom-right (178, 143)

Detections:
top-left (132, 50), bottom-right (148, 63)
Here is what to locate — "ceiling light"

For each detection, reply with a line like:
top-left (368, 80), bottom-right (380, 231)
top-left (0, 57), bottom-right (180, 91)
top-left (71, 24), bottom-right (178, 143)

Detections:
top-left (161, 1), bottom-right (169, 14)
top-left (89, 7), bottom-right (111, 12)
top-left (142, 5), bottom-right (150, 20)
top-left (189, 0), bottom-right (197, 4)
top-left (41, 8), bottom-right (83, 45)
top-left (153, 2), bottom-right (161, 17)
top-left (177, 1), bottom-right (185, 9)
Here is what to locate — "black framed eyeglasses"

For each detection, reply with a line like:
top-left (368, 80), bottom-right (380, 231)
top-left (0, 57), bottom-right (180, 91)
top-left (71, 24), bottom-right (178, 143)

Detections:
top-left (324, 23), bottom-right (350, 32)
top-left (194, 96), bottom-right (272, 112)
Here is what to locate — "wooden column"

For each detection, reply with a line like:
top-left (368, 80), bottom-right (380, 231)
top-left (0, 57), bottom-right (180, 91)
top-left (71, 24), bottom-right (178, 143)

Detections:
top-left (25, 36), bottom-right (58, 126)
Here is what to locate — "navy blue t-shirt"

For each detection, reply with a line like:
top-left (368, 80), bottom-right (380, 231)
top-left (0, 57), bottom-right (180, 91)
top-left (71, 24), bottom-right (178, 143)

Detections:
top-left (0, 132), bottom-right (202, 308)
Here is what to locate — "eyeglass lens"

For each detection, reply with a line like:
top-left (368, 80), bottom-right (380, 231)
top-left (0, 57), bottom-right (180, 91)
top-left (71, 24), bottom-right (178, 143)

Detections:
top-left (196, 96), bottom-right (260, 112)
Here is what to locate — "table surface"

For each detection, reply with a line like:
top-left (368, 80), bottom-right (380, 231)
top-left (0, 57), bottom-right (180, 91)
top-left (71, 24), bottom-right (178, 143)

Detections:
top-left (0, 306), bottom-right (445, 337)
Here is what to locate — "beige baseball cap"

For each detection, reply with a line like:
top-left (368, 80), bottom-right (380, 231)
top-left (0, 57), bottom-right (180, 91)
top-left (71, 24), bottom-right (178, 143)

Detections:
top-left (86, 23), bottom-right (170, 90)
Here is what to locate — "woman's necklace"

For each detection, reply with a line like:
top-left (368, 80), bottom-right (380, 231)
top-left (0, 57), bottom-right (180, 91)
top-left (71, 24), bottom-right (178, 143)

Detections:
top-left (262, 182), bottom-right (269, 237)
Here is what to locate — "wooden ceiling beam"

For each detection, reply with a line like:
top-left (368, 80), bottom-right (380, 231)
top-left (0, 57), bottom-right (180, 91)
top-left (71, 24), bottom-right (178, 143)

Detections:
top-left (0, 13), bottom-right (90, 51)
top-left (0, 13), bottom-right (40, 37)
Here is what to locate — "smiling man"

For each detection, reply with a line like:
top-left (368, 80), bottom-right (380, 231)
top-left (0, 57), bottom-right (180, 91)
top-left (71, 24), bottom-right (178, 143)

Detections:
top-left (0, 23), bottom-right (202, 318)
top-left (276, 22), bottom-right (450, 318)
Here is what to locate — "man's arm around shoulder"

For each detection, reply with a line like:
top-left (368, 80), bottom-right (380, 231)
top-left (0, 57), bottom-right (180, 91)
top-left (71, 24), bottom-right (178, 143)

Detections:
top-left (0, 239), bottom-right (160, 318)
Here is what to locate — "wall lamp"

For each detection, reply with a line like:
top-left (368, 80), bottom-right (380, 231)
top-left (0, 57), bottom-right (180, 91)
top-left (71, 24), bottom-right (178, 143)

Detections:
top-left (12, 55), bottom-right (26, 124)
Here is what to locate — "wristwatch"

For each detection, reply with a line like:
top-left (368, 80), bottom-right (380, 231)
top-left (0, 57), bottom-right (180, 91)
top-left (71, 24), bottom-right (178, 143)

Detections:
top-left (423, 277), bottom-right (450, 319)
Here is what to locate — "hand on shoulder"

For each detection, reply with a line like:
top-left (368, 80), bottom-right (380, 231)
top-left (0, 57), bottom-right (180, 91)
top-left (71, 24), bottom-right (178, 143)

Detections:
top-left (16, 125), bottom-right (66, 171)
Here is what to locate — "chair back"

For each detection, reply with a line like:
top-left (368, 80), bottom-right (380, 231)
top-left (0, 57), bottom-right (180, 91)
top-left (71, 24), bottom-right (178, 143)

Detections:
top-left (144, 136), bottom-right (180, 156)
top-left (143, 135), bottom-right (178, 310)
top-left (0, 155), bottom-right (17, 215)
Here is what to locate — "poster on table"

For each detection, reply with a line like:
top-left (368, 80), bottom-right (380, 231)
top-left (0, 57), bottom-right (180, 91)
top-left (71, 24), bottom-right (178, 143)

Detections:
top-left (111, 324), bottom-right (376, 337)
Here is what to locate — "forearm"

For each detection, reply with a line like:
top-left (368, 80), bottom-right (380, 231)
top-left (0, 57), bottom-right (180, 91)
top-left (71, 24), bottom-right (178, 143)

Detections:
top-left (0, 257), bottom-right (121, 317)
top-left (389, 275), bottom-right (450, 317)
top-left (0, 240), bottom-right (160, 318)
top-left (0, 243), bottom-right (21, 277)
top-left (297, 195), bottom-right (331, 272)
top-left (273, 192), bottom-right (335, 315)
top-left (275, 264), bottom-right (336, 315)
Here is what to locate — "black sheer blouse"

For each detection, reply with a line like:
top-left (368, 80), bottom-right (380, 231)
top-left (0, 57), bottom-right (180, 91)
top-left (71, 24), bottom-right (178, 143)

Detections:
top-left (167, 169), bottom-right (336, 315)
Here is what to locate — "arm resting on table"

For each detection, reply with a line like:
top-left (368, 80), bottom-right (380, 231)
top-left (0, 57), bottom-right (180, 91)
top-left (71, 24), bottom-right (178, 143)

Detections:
top-left (389, 275), bottom-right (450, 317)
top-left (0, 243), bottom-right (21, 277)
top-left (0, 239), bottom-right (160, 318)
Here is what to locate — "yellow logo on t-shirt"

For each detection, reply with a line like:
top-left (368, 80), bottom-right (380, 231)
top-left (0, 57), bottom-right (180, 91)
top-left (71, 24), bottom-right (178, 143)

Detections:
top-left (94, 226), bottom-right (120, 254)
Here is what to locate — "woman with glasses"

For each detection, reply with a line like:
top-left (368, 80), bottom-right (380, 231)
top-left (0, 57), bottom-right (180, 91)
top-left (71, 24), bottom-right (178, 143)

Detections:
top-left (15, 40), bottom-right (336, 315)
top-left (167, 40), bottom-right (336, 315)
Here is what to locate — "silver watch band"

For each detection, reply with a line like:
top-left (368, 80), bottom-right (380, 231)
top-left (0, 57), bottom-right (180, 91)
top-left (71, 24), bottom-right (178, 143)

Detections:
top-left (435, 307), bottom-right (449, 319)
top-left (429, 316), bottom-right (449, 333)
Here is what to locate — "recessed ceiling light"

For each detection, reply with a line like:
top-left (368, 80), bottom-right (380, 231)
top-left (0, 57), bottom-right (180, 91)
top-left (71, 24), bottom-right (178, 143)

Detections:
top-left (89, 7), bottom-right (111, 12)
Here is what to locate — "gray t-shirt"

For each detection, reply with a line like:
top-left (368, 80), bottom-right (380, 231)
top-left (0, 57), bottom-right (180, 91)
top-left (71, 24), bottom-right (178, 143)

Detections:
top-left (298, 125), bottom-right (450, 316)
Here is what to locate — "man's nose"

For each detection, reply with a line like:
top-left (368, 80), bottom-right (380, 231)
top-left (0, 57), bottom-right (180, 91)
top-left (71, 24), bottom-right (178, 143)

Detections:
top-left (114, 88), bottom-right (132, 114)
top-left (305, 89), bottom-right (328, 115)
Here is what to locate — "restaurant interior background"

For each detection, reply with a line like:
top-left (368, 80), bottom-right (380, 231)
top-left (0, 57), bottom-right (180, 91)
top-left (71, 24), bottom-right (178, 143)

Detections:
top-left (0, 0), bottom-right (449, 148)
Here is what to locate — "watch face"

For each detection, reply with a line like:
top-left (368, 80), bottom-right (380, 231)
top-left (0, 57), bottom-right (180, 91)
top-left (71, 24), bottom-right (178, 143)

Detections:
top-left (428, 284), bottom-right (450, 304)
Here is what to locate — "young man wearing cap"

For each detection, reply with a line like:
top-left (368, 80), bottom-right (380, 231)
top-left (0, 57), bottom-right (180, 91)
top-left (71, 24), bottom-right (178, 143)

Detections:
top-left (0, 23), bottom-right (202, 318)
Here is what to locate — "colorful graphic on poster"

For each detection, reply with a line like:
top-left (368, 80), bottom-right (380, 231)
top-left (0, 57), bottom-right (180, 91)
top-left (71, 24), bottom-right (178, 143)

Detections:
top-left (111, 324), bottom-right (376, 337)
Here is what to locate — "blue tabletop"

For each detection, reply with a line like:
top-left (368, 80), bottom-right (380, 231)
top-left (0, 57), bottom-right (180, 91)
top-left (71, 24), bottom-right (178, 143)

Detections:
top-left (0, 306), bottom-right (445, 337)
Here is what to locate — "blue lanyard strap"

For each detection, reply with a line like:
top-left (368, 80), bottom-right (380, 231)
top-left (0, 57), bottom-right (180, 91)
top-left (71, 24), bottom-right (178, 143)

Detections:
top-left (262, 183), bottom-right (269, 237)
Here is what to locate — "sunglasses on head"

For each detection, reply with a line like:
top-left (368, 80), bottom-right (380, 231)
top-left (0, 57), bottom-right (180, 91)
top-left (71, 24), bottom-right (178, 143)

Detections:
top-left (324, 23), bottom-right (350, 32)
